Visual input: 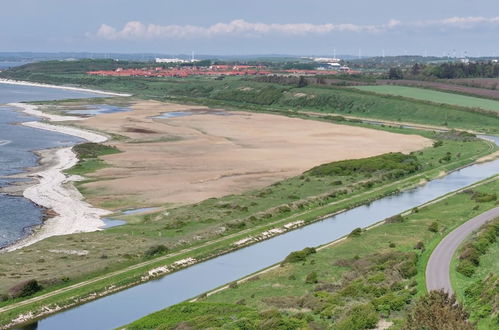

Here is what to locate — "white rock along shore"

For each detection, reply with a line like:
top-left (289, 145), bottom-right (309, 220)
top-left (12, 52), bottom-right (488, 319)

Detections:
top-left (3, 102), bottom-right (112, 251)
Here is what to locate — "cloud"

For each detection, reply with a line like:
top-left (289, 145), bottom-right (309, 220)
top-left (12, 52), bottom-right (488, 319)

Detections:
top-left (95, 17), bottom-right (499, 40)
top-left (96, 19), bottom-right (396, 40)
top-left (415, 16), bottom-right (499, 29)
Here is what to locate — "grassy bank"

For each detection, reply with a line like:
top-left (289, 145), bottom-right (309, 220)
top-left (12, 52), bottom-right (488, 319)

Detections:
top-left (124, 178), bottom-right (499, 329)
top-left (451, 218), bottom-right (499, 329)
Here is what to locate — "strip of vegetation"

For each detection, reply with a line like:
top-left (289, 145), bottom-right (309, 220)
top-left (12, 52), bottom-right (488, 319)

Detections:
top-left (65, 142), bottom-right (120, 175)
top-left (122, 179), bottom-right (498, 329)
top-left (451, 218), bottom-right (499, 328)
top-left (2, 61), bottom-right (499, 133)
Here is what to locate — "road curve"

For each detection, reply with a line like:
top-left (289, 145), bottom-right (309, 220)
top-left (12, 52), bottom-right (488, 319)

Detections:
top-left (426, 206), bottom-right (499, 294)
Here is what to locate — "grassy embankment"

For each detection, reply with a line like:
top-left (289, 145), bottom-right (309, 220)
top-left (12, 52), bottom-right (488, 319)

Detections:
top-left (2, 64), bottom-right (499, 134)
top-left (451, 217), bottom-right (499, 329)
top-left (0, 133), bottom-right (495, 327)
top-left (355, 85), bottom-right (499, 112)
top-left (123, 178), bottom-right (499, 329)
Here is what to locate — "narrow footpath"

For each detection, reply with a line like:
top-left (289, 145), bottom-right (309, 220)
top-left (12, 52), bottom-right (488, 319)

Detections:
top-left (426, 206), bottom-right (499, 294)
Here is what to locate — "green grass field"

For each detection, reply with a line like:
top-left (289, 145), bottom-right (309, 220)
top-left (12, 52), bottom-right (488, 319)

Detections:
top-left (356, 85), bottom-right (499, 112)
top-left (124, 178), bottom-right (499, 329)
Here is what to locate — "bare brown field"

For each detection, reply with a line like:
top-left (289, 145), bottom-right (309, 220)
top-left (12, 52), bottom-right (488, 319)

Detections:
top-left (73, 100), bottom-right (431, 208)
top-left (377, 79), bottom-right (499, 99)
top-left (447, 78), bottom-right (499, 90)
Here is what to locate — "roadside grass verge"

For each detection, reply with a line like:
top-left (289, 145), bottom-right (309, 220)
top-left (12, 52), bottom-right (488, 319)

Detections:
top-left (450, 218), bottom-right (499, 329)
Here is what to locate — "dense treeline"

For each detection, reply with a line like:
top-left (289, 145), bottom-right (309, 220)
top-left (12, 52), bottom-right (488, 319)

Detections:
top-left (388, 61), bottom-right (499, 80)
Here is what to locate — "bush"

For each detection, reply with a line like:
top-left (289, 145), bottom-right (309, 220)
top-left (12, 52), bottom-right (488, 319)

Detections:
top-left (9, 279), bottom-right (43, 298)
top-left (144, 244), bottom-right (169, 258)
top-left (414, 241), bottom-right (425, 250)
top-left (305, 272), bottom-right (318, 284)
top-left (456, 259), bottom-right (476, 277)
top-left (433, 140), bottom-right (443, 148)
top-left (385, 214), bottom-right (404, 223)
top-left (306, 153), bottom-right (420, 178)
top-left (283, 247), bottom-right (316, 263)
top-left (349, 228), bottom-right (362, 237)
top-left (428, 222), bottom-right (439, 233)
top-left (336, 304), bottom-right (379, 330)
top-left (404, 291), bottom-right (473, 330)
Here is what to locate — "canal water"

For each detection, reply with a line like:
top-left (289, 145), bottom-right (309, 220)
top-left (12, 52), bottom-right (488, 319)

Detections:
top-left (27, 137), bottom-right (499, 329)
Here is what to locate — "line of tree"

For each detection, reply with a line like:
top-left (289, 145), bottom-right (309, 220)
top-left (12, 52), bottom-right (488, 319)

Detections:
top-left (387, 61), bottom-right (499, 80)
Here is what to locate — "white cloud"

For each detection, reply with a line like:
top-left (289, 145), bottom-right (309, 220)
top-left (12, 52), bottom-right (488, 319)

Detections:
top-left (95, 19), bottom-right (395, 40)
top-left (415, 16), bottom-right (499, 29)
top-left (95, 17), bottom-right (499, 40)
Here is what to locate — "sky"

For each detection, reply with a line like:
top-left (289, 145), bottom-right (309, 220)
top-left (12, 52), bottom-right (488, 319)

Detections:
top-left (1, 0), bottom-right (499, 56)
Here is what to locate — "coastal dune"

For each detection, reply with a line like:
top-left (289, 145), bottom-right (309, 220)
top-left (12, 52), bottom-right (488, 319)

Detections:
top-left (4, 103), bottom-right (110, 251)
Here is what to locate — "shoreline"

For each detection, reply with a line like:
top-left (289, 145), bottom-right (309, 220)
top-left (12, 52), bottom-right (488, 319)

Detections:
top-left (2, 103), bottom-right (111, 251)
top-left (0, 78), bottom-right (131, 97)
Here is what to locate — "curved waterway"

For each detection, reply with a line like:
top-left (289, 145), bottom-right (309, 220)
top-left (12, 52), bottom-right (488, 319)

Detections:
top-left (25, 137), bottom-right (499, 329)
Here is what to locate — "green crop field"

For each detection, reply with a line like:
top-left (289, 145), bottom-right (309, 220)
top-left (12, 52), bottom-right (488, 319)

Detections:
top-left (356, 85), bottom-right (499, 112)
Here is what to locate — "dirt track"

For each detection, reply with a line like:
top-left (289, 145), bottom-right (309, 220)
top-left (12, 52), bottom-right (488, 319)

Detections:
top-left (75, 100), bottom-right (431, 208)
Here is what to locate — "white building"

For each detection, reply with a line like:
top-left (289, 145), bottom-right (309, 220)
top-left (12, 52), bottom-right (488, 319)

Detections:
top-left (155, 58), bottom-right (189, 64)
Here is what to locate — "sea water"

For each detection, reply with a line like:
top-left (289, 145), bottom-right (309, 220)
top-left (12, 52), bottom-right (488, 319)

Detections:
top-left (0, 83), bottom-right (101, 247)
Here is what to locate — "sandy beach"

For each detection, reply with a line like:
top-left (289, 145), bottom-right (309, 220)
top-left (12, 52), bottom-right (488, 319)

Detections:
top-left (0, 78), bottom-right (131, 97)
top-left (3, 103), bottom-right (111, 251)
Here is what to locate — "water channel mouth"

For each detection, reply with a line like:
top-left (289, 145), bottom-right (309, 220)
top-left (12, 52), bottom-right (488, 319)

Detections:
top-left (21, 136), bottom-right (499, 330)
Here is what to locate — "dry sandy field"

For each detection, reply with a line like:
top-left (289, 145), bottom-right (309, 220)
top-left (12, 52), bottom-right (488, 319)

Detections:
top-left (71, 100), bottom-right (431, 208)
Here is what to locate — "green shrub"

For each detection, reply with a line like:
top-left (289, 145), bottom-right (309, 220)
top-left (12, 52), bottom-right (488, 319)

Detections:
top-left (428, 222), bottom-right (439, 233)
top-left (72, 142), bottom-right (119, 159)
top-left (349, 228), bottom-right (362, 238)
top-left (456, 259), bottom-right (476, 277)
top-left (414, 241), bottom-right (425, 250)
top-left (305, 272), bottom-right (318, 284)
top-left (336, 304), bottom-right (379, 330)
top-left (144, 244), bottom-right (169, 258)
top-left (306, 153), bottom-right (420, 178)
top-left (433, 140), bottom-right (443, 148)
top-left (385, 214), bottom-right (404, 223)
top-left (405, 291), bottom-right (472, 330)
top-left (8, 279), bottom-right (42, 298)
top-left (283, 247), bottom-right (316, 263)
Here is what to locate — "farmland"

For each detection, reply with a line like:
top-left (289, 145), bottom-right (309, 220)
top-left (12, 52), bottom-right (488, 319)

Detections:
top-left (356, 85), bottom-right (499, 112)
top-left (376, 79), bottom-right (499, 100)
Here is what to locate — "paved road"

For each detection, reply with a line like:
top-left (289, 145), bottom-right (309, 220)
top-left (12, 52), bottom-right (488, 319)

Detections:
top-left (426, 206), bottom-right (499, 294)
